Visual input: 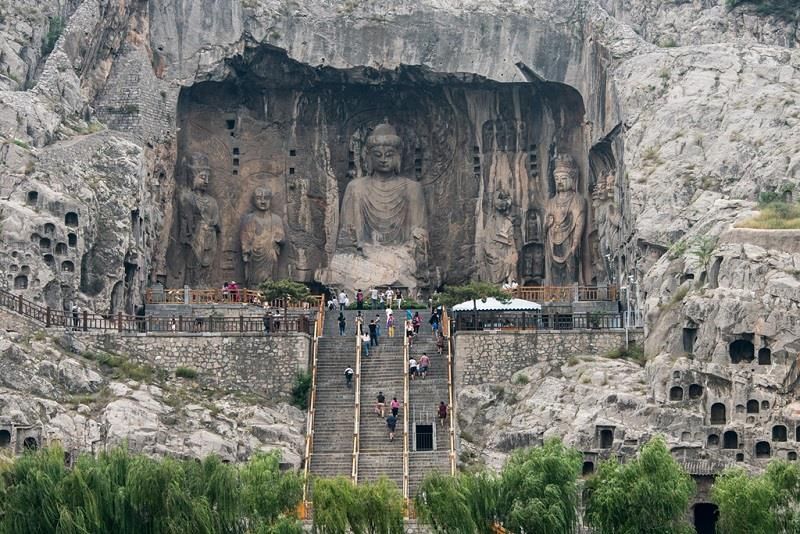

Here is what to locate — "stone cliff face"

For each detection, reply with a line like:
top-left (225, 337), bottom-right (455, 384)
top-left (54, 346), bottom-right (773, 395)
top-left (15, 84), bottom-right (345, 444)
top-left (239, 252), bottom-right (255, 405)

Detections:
top-left (0, 0), bottom-right (799, 471)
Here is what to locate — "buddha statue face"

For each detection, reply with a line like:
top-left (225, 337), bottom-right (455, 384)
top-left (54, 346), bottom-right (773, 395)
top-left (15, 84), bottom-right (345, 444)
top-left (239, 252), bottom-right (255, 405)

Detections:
top-left (365, 122), bottom-right (402, 176)
top-left (187, 154), bottom-right (211, 192)
top-left (553, 156), bottom-right (578, 193)
top-left (252, 187), bottom-right (272, 211)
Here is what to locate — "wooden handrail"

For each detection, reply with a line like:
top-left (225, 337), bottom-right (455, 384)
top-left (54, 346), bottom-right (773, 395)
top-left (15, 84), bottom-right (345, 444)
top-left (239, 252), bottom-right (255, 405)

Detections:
top-left (302, 297), bottom-right (325, 507)
top-left (511, 285), bottom-right (618, 302)
top-left (351, 322), bottom-right (362, 483)
top-left (402, 319), bottom-right (410, 507)
top-left (442, 308), bottom-right (457, 477)
top-left (0, 288), bottom-right (315, 335)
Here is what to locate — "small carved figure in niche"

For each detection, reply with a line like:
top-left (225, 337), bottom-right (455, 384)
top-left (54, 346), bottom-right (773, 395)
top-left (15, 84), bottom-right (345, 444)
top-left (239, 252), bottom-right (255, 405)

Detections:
top-left (178, 153), bottom-right (220, 286)
top-left (412, 227), bottom-right (430, 285)
top-left (338, 121), bottom-right (429, 250)
top-left (240, 187), bottom-right (285, 287)
top-left (524, 209), bottom-right (542, 244)
top-left (521, 244), bottom-right (545, 285)
top-left (544, 154), bottom-right (587, 285)
top-left (483, 189), bottom-right (518, 284)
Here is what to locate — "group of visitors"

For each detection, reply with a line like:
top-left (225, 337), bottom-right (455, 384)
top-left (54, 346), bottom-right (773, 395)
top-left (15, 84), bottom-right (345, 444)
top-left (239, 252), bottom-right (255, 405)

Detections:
top-left (328, 287), bottom-right (410, 311)
top-left (221, 281), bottom-right (241, 302)
top-left (374, 392), bottom-right (447, 440)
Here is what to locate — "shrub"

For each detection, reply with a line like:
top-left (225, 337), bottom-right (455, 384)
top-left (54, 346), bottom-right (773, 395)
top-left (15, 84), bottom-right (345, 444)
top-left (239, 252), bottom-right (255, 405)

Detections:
top-left (606, 344), bottom-right (646, 366)
top-left (291, 371), bottom-right (311, 411)
top-left (175, 367), bottom-right (198, 379)
top-left (42, 16), bottom-right (64, 55)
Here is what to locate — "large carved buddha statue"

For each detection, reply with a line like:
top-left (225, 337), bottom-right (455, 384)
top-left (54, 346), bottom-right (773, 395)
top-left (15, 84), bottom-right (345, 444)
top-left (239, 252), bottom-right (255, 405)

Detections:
top-left (338, 122), bottom-right (429, 249)
top-left (544, 154), bottom-right (587, 285)
top-left (322, 122), bottom-right (430, 293)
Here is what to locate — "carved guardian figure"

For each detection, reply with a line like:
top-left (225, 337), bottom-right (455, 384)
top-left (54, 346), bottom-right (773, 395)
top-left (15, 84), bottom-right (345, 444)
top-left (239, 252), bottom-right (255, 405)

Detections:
top-left (544, 154), bottom-right (586, 285)
top-left (178, 153), bottom-right (220, 286)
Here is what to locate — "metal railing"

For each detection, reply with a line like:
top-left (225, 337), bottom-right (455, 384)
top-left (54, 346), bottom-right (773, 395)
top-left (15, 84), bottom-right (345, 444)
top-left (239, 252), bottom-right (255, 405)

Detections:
top-left (301, 298), bottom-right (325, 509)
top-left (453, 312), bottom-right (624, 332)
top-left (511, 285), bottom-right (618, 302)
top-left (351, 323), bottom-right (363, 484)
top-left (0, 289), bottom-right (312, 334)
top-left (145, 287), bottom-right (322, 309)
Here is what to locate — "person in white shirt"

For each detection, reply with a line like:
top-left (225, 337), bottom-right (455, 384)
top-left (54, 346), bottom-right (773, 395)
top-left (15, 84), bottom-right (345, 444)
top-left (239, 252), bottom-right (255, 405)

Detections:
top-left (370, 287), bottom-right (379, 309)
top-left (408, 357), bottom-right (418, 380)
top-left (385, 288), bottom-right (394, 308)
top-left (338, 290), bottom-right (347, 311)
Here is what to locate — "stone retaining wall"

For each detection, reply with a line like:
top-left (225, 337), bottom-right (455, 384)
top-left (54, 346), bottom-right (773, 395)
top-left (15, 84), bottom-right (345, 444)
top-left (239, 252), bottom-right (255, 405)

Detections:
top-left (454, 329), bottom-right (643, 385)
top-left (79, 332), bottom-right (311, 401)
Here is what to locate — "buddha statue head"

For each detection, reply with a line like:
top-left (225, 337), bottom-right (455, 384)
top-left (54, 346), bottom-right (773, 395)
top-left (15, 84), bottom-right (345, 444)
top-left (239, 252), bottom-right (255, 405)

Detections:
top-left (186, 153), bottom-right (211, 192)
top-left (252, 187), bottom-right (272, 212)
top-left (553, 154), bottom-right (578, 193)
top-left (364, 121), bottom-right (403, 176)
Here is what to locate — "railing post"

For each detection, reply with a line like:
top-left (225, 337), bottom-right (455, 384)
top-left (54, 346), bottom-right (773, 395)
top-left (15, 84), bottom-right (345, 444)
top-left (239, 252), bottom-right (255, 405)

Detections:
top-left (184, 285), bottom-right (190, 305)
top-left (178, 315), bottom-right (183, 332)
top-left (239, 314), bottom-right (244, 333)
top-left (18, 295), bottom-right (23, 314)
top-left (82, 310), bottom-right (88, 332)
top-left (46, 307), bottom-right (51, 327)
top-left (117, 312), bottom-right (122, 332)
top-left (147, 315), bottom-right (152, 333)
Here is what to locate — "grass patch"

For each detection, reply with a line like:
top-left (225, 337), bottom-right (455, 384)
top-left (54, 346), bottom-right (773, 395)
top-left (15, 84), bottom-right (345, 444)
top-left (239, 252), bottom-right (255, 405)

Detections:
top-left (83, 351), bottom-right (160, 383)
top-left (11, 138), bottom-right (30, 150)
top-left (605, 344), bottom-right (647, 366)
top-left (513, 374), bottom-right (530, 385)
top-left (175, 367), bottom-right (198, 380)
top-left (662, 285), bottom-right (690, 311)
top-left (566, 356), bottom-right (580, 367)
top-left (737, 201), bottom-right (800, 230)
top-left (290, 371), bottom-right (311, 410)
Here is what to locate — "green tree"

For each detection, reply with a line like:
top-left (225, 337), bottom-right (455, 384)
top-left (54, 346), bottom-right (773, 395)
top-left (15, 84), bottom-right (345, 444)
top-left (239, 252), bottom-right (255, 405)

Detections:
top-left (436, 282), bottom-right (511, 308)
top-left (712, 461), bottom-right (800, 534)
top-left (312, 477), bottom-right (357, 534)
top-left (415, 471), bottom-right (481, 533)
top-left (498, 439), bottom-right (582, 534)
top-left (689, 235), bottom-right (718, 283)
top-left (259, 279), bottom-right (312, 303)
top-left (585, 436), bottom-right (695, 534)
top-left (312, 477), bottom-right (403, 534)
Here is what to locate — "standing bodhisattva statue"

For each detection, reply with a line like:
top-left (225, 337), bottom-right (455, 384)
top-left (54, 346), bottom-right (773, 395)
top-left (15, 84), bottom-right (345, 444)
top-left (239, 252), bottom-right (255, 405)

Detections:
top-left (240, 187), bottom-right (285, 287)
top-left (338, 122), bottom-right (429, 250)
top-left (178, 153), bottom-right (220, 286)
top-left (544, 154), bottom-right (587, 285)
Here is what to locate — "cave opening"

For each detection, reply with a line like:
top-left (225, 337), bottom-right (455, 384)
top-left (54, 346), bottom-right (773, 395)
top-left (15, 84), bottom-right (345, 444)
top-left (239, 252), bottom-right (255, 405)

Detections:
top-left (582, 461), bottom-right (594, 476)
top-left (669, 386), bottom-right (683, 401)
top-left (0, 429), bottom-right (10, 447)
top-left (729, 339), bottom-right (754, 364)
top-left (689, 384), bottom-right (703, 399)
top-left (758, 347), bottom-right (771, 365)
top-left (755, 441), bottom-right (771, 459)
top-left (773, 425), bottom-right (788, 442)
top-left (65, 212), bottom-right (79, 227)
top-left (747, 400), bottom-right (759, 414)
top-left (710, 403), bottom-right (726, 425)
top-left (170, 47), bottom-right (593, 291)
top-left (707, 434), bottom-right (719, 447)
top-left (693, 503), bottom-right (718, 534)
top-left (22, 437), bottom-right (38, 451)
top-left (723, 431), bottom-right (738, 450)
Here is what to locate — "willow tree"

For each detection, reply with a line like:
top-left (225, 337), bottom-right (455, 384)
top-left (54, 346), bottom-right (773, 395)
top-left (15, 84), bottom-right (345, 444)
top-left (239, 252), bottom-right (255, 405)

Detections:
top-left (498, 439), bottom-right (582, 534)
top-left (585, 436), bottom-right (695, 534)
top-left (312, 477), bottom-right (403, 534)
top-left (415, 471), bottom-right (482, 533)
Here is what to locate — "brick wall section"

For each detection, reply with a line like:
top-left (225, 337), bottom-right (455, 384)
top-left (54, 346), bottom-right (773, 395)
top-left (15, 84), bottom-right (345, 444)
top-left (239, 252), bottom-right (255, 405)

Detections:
top-left (80, 332), bottom-right (311, 401)
top-left (454, 330), bottom-right (644, 385)
top-left (95, 43), bottom-right (173, 139)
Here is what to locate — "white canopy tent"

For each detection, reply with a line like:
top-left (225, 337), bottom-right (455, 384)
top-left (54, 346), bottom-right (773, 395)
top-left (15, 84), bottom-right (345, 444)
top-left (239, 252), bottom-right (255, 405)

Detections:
top-left (451, 297), bottom-right (541, 312)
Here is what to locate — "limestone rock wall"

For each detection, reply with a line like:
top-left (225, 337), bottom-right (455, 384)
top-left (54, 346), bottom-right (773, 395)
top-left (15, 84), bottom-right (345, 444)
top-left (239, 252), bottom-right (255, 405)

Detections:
top-left (0, 308), bottom-right (306, 464)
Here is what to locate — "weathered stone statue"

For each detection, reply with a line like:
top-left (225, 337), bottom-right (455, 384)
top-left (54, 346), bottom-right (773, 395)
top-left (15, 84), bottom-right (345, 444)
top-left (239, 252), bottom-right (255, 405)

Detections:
top-left (482, 189), bottom-right (518, 284)
top-left (544, 154), bottom-right (587, 285)
top-left (338, 122), bottom-right (429, 249)
top-left (240, 187), bottom-right (285, 287)
top-left (178, 153), bottom-right (220, 286)
top-left (321, 121), bottom-right (430, 293)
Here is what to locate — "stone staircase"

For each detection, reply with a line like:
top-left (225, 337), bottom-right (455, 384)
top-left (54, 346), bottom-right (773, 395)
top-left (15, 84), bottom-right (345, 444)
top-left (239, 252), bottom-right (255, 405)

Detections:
top-left (358, 331), bottom-right (405, 487)
top-left (307, 313), bottom-right (360, 482)
top-left (407, 327), bottom-right (452, 496)
top-left (307, 308), bottom-right (452, 499)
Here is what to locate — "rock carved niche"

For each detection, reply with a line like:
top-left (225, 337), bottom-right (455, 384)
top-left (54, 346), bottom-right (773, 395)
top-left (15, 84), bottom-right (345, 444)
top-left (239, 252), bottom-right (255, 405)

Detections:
top-left (166, 49), bottom-right (598, 291)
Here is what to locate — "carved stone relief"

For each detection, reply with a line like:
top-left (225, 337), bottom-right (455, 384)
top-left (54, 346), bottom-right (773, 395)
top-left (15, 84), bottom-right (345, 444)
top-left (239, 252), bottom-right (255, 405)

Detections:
top-left (240, 187), bottom-right (286, 287)
top-left (169, 53), bottom-right (593, 293)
